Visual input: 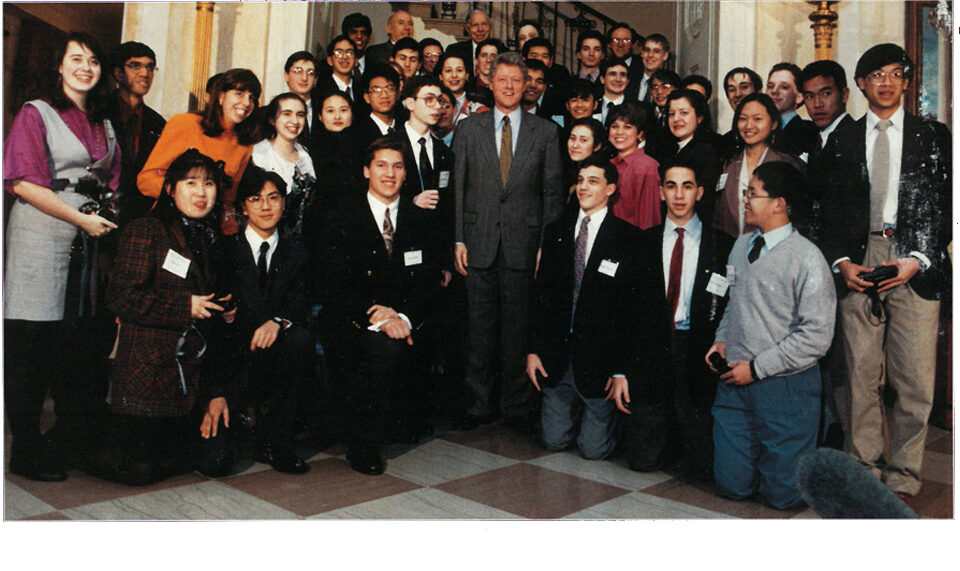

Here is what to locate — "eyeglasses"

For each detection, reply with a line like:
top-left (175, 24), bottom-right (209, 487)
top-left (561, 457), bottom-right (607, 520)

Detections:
top-left (333, 49), bottom-right (356, 58)
top-left (610, 38), bottom-right (633, 45)
top-left (651, 83), bottom-right (674, 92)
top-left (368, 85), bottom-right (397, 95)
top-left (289, 67), bottom-right (316, 77)
top-left (125, 62), bottom-right (157, 73)
top-left (416, 95), bottom-right (442, 107)
top-left (423, 53), bottom-right (441, 61)
top-left (866, 69), bottom-right (905, 85)
top-left (245, 192), bottom-right (284, 205)
top-left (742, 191), bottom-right (775, 201)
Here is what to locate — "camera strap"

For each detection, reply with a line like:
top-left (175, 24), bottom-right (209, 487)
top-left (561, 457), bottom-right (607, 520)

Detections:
top-left (174, 322), bottom-right (208, 395)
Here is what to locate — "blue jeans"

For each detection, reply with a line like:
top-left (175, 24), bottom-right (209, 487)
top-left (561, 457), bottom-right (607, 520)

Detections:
top-left (712, 365), bottom-right (821, 510)
top-left (541, 365), bottom-right (618, 460)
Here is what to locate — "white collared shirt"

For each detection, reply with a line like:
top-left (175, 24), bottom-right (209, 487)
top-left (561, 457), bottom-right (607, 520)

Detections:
top-left (865, 106), bottom-right (904, 227)
top-left (676, 136), bottom-right (694, 152)
top-left (305, 98), bottom-right (313, 130)
top-left (370, 113), bottom-right (396, 136)
top-left (596, 94), bottom-right (624, 124)
top-left (357, 55), bottom-right (366, 75)
top-left (367, 190), bottom-right (399, 231)
top-left (574, 206), bottom-right (608, 263)
top-left (245, 224), bottom-right (280, 269)
top-left (493, 106), bottom-right (522, 157)
top-left (637, 74), bottom-right (651, 100)
top-left (405, 121), bottom-right (434, 170)
top-left (662, 214), bottom-right (702, 330)
top-left (818, 111), bottom-right (848, 148)
top-left (780, 110), bottom-right (798, 129)
top-left (332, 74), bottom-right (353, 97)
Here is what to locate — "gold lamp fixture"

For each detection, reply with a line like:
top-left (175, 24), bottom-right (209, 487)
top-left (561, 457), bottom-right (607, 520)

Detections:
top-left (808, 1), bottom-right (839, 61)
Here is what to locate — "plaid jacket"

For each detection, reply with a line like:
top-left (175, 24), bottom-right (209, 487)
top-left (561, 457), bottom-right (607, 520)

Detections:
top-left (107, 217), bottom-right (218, 417)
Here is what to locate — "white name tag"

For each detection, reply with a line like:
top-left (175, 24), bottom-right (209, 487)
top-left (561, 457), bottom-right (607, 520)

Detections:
top-left (716, 173), bottom-right (728, 191)
top-left (162, 249), bottom-right (191, 279)
top-left (404, 250), bottom-right (423, 266)
top-left (438, 171), bottom-right (450, 188)
top-left (726, 264), bottom-right (736, 286)
top-left (706, 272), bottom-right (730, 297)
top-left (598, 259), bottom-right (619, 277)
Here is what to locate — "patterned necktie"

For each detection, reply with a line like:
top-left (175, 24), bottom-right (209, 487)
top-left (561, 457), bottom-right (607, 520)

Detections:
top-left (418, 137), bottom-right (434, 189)
top-left (572, 216), bottom-right (590, 320)
top-left (869, 119), bottom-right (892, 231)
top-left (748, 235), bottom-right (765, 264)
top-left (257, 241), bottom-right (270, 292)
top-left (382, 208), bottom-right (394, 257)
top-left (500, 116), bottom-right (512, 185)
top-left (666, 227), bottom-right (685, 330)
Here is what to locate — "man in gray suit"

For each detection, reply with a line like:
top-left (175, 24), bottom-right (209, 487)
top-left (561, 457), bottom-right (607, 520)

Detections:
top-left (453, 52), bottom-right (565, 434)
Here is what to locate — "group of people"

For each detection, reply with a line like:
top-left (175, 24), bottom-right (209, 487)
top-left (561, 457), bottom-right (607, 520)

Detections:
top-left (3, 8), bottom-right (950, 515)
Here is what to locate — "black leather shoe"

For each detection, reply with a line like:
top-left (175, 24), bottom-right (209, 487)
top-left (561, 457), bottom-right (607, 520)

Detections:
top-left (8, 458), bottom-right (68, 482)
top-left (346, 443), bottom-right (385, 475)
top-left (258, 446), bottom-right (311, 475)
top-left (453, 413), bottom-right (495, 431)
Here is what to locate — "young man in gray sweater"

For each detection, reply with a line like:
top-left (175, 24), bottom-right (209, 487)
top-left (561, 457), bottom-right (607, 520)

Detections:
top-left (705, 161), bottom-right (836, 510)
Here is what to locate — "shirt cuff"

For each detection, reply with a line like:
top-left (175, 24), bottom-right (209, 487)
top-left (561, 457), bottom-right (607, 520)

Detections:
top-left (908, 251), bottom-right (932, 271)
top-left (831, 257), bottom-right (851, 274)
top-left (397, 313), bottom-right (412, 329)
top-left (611, 374), bottom-right (626, 379)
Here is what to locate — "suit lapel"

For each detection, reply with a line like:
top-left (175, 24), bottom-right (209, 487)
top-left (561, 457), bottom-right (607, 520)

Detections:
top-left (581, 214), bottom-right (615, 291)
top-left (506, 114), bottom-right (536, 190)
top-left (478, 112), bottom-right (501, 187)
top-left (651, 225), bottom-right (667, 300)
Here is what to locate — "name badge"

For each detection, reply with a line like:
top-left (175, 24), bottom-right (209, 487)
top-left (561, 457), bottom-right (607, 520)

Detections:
top-left (162, 249), bottom-right (191, 279)
top-left (404, 250), bottom-right (423, 266)
top-left (716, 173), bottom-right (728, 191)
top-left (706, 273), bottom-right (730, 297)
top-left (726, 264), bottom-right (736, 286)
top-left (438, 171), bottom-right (450, 188)
top-left (598, 259), bottom-right (619, 277)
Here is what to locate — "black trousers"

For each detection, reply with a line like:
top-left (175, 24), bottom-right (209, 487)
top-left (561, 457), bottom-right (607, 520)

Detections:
top-left (84, 409), bottom-right (238, 486)
top-left (463, 245), bottom-right (536, 419)
top-left (325, 327), bottom-right (419, 445)
top-left (667, 331), bottom-right (714, 473)
top-left (235, 324), bottom-right (312, 453)
top-left (4, 318), bottom-right (101, 463)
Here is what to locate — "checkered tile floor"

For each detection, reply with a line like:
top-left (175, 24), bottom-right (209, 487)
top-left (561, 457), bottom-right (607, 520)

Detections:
top-left (4, 419), bottom-right (952, 520)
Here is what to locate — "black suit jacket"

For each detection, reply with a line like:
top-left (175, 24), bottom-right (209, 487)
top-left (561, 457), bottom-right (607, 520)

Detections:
top-left (364, 41), bottom-right (393, 68)
top-left (221, 232), bottom-right (309, 340)
top-left (313, 72), bottom-right (357, 104)
top-left (389, 128), bottom-right (456, 269)
top-left (813, 111), bottom-right (952, 301)
top-left (353, 113), bottom-right (397, 153)
top-left (640, 220), bottom-right (734, 408)
top-left (314, 192), bottom-right (441, 338)
top-left (672, 134), bottom-right (723, 220)
top-left (781, 113), bottom-right (820, 158)
top-left (529, 210), bottom-right (668, 400)
top-left (104, 93), bottom-right (166, 225)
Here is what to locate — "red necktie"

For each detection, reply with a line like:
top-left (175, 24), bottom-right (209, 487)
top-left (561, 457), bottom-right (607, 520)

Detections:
top-left (666, 227), bottom-right (684, 331)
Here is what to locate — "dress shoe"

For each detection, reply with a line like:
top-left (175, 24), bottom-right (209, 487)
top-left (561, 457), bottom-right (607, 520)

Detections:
top-left (346, 443), bottom-right (385, 475)
top-left (258, 445), bottom-right (310, 475)
top-left (453, 413), bottom-right (495, 431)
top-left (895, 491), bottom-right (919, 515)
top-left (8, 457), bottom-right (68, 482)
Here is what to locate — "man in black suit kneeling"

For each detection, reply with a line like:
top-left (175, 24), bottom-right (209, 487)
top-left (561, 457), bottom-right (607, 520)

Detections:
top-left (527, 156), bottom-right (665, 459)
top-left (222, 166), bottom-right (312, 474)
top-left (314, 138), bottom-right (440, 475)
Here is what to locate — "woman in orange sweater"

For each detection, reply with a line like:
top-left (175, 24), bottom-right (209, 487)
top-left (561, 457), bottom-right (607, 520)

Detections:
top-left (138, 68), bottom-right (261, 235)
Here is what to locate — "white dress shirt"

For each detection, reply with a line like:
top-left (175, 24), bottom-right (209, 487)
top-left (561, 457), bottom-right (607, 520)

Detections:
top-left (595, 94), bottom-right (624, 125)
top-left (370, 113), bottom-right (396, 135)
top-left (865, 106), bottom-right (904, 228)
top-left (244, 224), bottom-right (279, 269)
top-left (662, 214), bottom-right (702, 330)
top-left (574, 206), bottom-right (608, 263)
top-left (749, 223), bottom-right (793, 261)
top-left (404, 121), bottom-right (434, 169)
top-left (305, 98), bottom-right (314, 130)
top-left (332, 74), bottom-right (353, 99)
top-left (365, 191), bottom-right (411, 329)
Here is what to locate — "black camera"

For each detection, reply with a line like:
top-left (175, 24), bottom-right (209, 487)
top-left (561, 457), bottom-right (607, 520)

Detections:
top-left (76, 178), bottom-right (118, 225)
top-left (857, 265), bottom-right (898, 287)
top-left (709, 352), bottom-right (730, 375)
top-left (208, 293), bottom-right (236, 315)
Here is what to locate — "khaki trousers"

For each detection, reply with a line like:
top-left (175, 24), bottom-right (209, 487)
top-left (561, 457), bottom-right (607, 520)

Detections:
top-left (840, 235), bottom-right (940, 495)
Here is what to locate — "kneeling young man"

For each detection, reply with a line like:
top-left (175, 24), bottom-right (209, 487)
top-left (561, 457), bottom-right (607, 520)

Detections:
top-left (706, 161), bottom-right (836, 509)
top-left (222, 166), bottom-right (312, 474)
top-left (527, 156), bottom-right (665, 459)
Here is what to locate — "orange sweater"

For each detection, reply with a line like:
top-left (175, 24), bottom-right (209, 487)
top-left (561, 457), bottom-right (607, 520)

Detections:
top-left (137, 113), bottom-right (252, 235)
